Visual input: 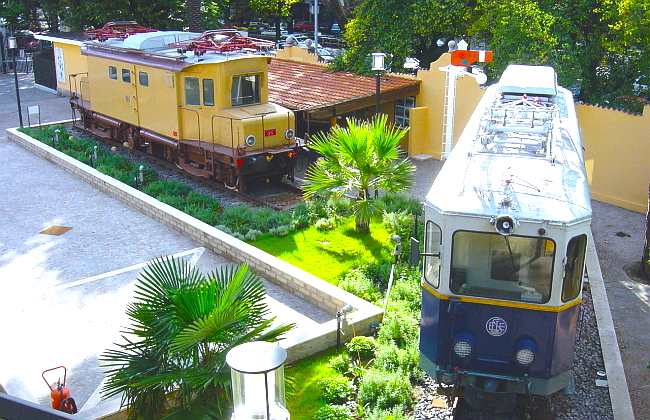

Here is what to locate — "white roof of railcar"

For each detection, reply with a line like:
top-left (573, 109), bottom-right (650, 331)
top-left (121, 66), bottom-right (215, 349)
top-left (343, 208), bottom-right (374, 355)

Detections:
top-left (499, 65), bottom-right (557, 96)
top-left (426, 65), bottom-right (591, 226)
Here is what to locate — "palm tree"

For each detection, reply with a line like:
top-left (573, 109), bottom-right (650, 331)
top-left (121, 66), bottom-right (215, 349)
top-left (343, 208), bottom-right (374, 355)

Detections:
top-left (304, 114), bottom-right (415, 233)
top-left (101, 257), bottom-right (294, 420)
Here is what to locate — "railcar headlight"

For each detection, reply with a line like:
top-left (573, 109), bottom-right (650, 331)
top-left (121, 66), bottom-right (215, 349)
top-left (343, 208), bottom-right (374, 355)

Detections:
top-left (285, 128), bottom-right (295, 140)
top-left (452, 333), bottom-right (475, 358)
top-left (515, 339), bottom-right (537, 366)
top-left (245, 135), bottom-right (256, 147)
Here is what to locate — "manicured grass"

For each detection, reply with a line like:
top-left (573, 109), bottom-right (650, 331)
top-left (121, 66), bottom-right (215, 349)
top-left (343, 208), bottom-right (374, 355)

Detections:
top-left (286, 347), bottom-right (339, 420)
top-left (254, 218), bottom-right (393, 283)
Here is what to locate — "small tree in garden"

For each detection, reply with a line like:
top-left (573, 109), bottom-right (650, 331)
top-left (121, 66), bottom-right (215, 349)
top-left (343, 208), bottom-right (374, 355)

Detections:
top-left (101, 257), bottom-right (294, 420)
top-left (303, 115), bottom-right (415, 234)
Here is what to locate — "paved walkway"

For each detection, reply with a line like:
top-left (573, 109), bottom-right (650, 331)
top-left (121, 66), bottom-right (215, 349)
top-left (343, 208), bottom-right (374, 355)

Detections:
top-left (1, 71), bottom-right (647, 418)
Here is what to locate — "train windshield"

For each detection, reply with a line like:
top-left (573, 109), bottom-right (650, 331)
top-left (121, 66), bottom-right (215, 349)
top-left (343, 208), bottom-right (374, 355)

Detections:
top-left (450, 231), bottom-right (555, 303)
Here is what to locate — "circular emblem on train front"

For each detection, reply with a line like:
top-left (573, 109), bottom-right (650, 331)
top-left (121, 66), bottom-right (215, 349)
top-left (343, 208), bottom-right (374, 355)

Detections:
top-left (486, 317), bottom-right (508, 337)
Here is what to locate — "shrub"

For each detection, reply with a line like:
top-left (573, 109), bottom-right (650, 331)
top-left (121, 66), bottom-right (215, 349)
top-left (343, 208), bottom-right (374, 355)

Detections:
top-left (315, 217), bottom-right (337, 231)
top-left (306, 198), bottom-right (330, 221)
top-left (386, 268), bottom-right (421, 313)
top-left (346, 336), bottom-right (377, 359)
top-left (142, 180), bottom-right (191, 198)
top-left (357, 369), bottom-right (413, 411)
top-left (156, 194), bottom-right (186, 210)
top-left (379, 194), bottom-right (422, 216)
top-left (328, 353), bottom-right (350, 375)
top-left (214, 225), bottom-right (232, 234)
top-left (376, 312), bottom-right (419, 348)
top-left (382, 211), bottom-right (413, 243)
top-left (232, 232), bottom-right (245, 241)
top-left (315, 404), bottom-right (352, 420)
top-left (319, 375), bottom-right (355, 404)
top-left (374, 342), bottom-right (423, 381)
top-left (327, 197), bottom-right (353, 217)
top-left (183, 203), bottom-right (219, 225)
top-left (269, 225), bottom-right (290, 237)
top-left (244, 229), bottom-right (263, 241)
top-left (186, 191), bottom-right (220, 210)
top-left (363, 406), bottom-right (411, 420)
top-left (361, 259), bottom-right (394, 290)
top-left (338, 268), bottom-right (381, 303)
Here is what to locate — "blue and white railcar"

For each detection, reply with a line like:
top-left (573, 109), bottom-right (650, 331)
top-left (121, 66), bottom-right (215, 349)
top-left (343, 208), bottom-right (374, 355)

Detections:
top-left (419, 65), bottom-right (591, 412)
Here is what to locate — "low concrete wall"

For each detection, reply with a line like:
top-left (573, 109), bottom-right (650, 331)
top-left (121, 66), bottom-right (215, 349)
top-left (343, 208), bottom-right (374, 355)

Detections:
top-left (7, 127), bottom-right (383, 366)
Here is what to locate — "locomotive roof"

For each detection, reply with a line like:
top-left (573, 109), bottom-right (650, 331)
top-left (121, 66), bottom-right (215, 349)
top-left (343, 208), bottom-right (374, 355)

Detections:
top-left (426, 65), bottom-right (591, 226)
top-left (81, 30), bottom-right (273, 72)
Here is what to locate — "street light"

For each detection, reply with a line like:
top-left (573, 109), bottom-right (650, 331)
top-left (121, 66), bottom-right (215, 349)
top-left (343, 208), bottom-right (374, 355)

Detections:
top-left (336, 304), bottom-right (354, 349)
top-left (226, 341), bottom-right (290, 420)
top-left (371, 52), bottom-right (386, 115)
top-left (8, 36), bottom-right (23, 127)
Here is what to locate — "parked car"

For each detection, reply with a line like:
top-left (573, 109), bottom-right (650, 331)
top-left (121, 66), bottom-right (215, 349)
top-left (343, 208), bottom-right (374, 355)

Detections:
top-left (248, 19), bottom-right (273, 34)
top-left (316, 48), bottom-right (335, 62)
top-left (281, 34), bottom-right (321, 49)
top-left (294, 21), bottom-right (315, 32)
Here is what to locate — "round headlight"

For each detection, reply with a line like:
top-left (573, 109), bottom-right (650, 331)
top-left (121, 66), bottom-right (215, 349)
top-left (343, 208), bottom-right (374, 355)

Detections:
top-left (453, 340), bottom-right (472, 358)
top-left (516, 348), bottom-right (535, 365)
top-left (285, 128), bottom-right (295, 140)
top-left (245, 135), bottom-right (256, 147)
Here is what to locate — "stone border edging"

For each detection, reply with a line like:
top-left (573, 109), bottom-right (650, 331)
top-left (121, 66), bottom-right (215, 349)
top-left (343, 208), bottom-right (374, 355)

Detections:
top-left (6, 126), bottom-right (383, 365)
top-left (586, 231), bottom-right (635, 420)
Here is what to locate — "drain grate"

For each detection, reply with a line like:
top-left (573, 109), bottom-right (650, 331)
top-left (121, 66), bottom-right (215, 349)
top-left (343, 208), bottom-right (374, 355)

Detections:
top-left (40, 225), bottom-right (73, 236)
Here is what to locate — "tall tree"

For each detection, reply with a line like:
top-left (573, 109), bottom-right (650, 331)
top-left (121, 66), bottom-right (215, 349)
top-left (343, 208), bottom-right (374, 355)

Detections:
top-left (304, 115), bottom-right (415, 233)
top-left (101, 257), bottom-right (294, 420)
top-left (187, 0), bottom-right (203, 32)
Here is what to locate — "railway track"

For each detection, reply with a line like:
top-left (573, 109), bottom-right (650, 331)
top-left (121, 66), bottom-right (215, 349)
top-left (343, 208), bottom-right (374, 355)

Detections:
top-left (69, 124), bottom-right (305, 211)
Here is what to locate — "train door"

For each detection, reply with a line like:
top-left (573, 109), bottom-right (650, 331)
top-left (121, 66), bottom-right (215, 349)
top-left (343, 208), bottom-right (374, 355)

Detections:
top-left (113, 63), bottom-right (138, 126)
top-left (179, 72), bottom-right (203, 141)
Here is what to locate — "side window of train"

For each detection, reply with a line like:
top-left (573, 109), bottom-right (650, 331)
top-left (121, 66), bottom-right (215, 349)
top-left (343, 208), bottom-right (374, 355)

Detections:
top-left (231, 74), bottom-right (260, 106)
top-left (139, 72), bottom-right (149, 87)
top-left (203, 79), bottom-right (214, 106)
top-left (562, 234), bottom-right (587, 302)
top-left (424, 221), bottom-right (442, 288)
top-left (108, 66), bottom-right (117, 80)
top-left (184, 77), bottom-right (200, 106)
top-left (122, 68), bottom-right (131, 83)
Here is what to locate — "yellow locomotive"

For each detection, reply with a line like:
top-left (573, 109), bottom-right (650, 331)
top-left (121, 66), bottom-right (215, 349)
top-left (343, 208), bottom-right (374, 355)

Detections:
top-left (70, 23), bottom-right (302, 191)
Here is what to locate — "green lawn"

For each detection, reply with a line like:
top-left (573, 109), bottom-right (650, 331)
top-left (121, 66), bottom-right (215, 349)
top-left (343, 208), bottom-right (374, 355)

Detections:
top-left (286, 348), bottom-right (339, 420)
top-left (254, 218), bottom-right (393, 283)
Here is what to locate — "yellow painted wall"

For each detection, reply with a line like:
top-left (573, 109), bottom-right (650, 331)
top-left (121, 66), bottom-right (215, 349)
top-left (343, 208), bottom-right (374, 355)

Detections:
top-left (275, 46), bottom-right (322, 64)
top-left (578, 104), bottom-right (650, 213)
top-left (408, 53), bottom-right (485, 160)
top-left (87, 57), bottom-right (139, 125)
top-left (53, 42), bottom-right (88, 96)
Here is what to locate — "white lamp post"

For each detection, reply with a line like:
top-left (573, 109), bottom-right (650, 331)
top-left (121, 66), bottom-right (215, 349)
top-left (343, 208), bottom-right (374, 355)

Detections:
top-left (371, 52), bottom-right (386, 115)
top-left (226, 341), bottom-right (289, 420)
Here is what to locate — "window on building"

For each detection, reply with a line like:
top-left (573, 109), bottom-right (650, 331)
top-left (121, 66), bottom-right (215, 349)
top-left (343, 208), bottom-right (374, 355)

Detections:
top-left (395, 96), bottom-right (415, 127)
top-left (184, 77), bottom-right (200, 106)
top-left (231, 74), bottom-right (260, 106)
top-left (203, 78), bottom-right (215, 106)
top-left (561, 234), bottom-right (587, 302)
top-left (122, 68), bottom-right (131, 83)
top-left (139, 71), bottom-right (149, 87)
top-left (108, 66), bottom-right (117, 80)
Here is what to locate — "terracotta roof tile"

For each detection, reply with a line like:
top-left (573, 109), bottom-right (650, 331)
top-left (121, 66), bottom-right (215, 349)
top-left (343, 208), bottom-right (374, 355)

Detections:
top-left (268, 59), bottom-right (420, 112)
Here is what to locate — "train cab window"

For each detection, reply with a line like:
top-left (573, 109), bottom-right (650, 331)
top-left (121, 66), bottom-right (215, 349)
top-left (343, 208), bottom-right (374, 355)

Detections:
top-left (231, 74), bottom-right (260, 106)
top-left (450, 231), bottom-right (555, 303)
top-left (203, 79), bottom-right (215, 106)
top-left (424, 221), bottom-right (442, 288)
top-left (122, 69), bottom-right (131, 83)
top-left (184, 77), bottom-right (200, 106)
top-left (561, 234), bottom-right (587, 302)
top-left (139, 71), bottom-right (149, 87)
top-left (108, 66), bottom-right (117, 80)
